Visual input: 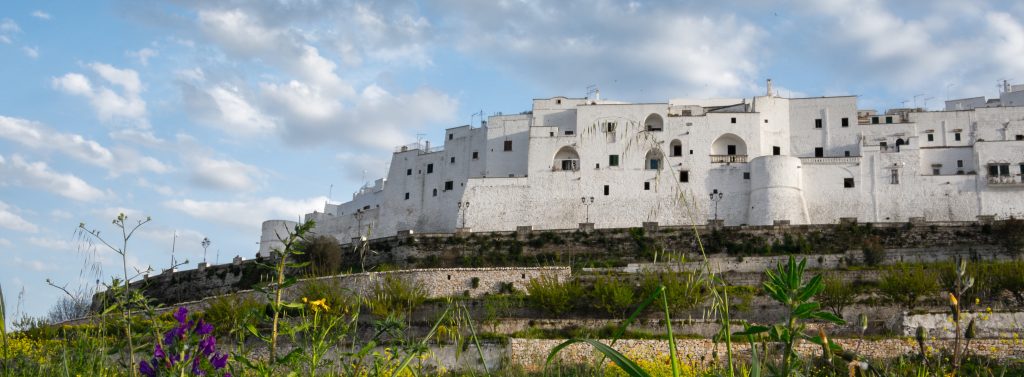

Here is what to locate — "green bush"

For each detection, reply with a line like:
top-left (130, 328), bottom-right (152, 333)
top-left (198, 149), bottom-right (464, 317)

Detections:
top-left (365, 274), bottom-right (426, 319)
top-left (201, 294), bottom-right (262, 340)
top-left (525, 276), bottom-right (582, 317)
top-left (588, 274), bottom-right (634, 317)
top-left (819, 273), bottom-right (857, 317)
top-left (879, 264), bottom-right (939, 310)
top-left (861, 235), bottom-right (886, 266)
top-left (637, 269), bottom-right (707, 314)
top-left (997, 217), bottom-right (1024, 256)
top-left (991, 260), bottom-right (1024, 305)
top-left (299, 279), bottom-right (359, 317)
top-left (299, 235), bottom-right (343, 276)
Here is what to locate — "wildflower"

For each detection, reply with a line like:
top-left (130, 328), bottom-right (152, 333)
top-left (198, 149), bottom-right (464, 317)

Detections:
top-left (173, 306), bottom-right (189, 324)
top-left (306, 297), bottom-right (330, 312)
top-left (949, 293), bottom-right (958, 307)
top-left (195, 319), bottom-right (214, 336)
top-left (975, 297), bottom-right (980, 305)
top-left (140, 360), bottom-right (156, 377)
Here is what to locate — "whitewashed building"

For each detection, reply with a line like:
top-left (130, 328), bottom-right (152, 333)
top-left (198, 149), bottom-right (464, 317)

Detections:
top-left (259, 82), bottom-right (1024, 256)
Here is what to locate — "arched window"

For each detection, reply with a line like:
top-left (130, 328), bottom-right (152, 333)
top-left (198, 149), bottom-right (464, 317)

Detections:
top-left (432, 188), bottom-right (438, 196)
top-left (553, 146), bottom-right (580, 171)
top-left (711, 133), bottom-right (748, 163)
top-left (644, 113), bottom-right (664, 132)
top-left (669, 139), bottom-right (683, 157)
top-left (645, 149), bottom-right (664, 170)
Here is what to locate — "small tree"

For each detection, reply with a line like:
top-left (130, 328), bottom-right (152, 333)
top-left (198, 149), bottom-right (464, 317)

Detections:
top-left (819, 273), bottom-right (857, 318)
top-left (879, 264), bottom-right (939, 310)
top-left (301, 235), bottom-right (343, 276)
top-left (525, 275), bottom-right (582, 317)
top-left (860, 235), bottom-right (886, 266)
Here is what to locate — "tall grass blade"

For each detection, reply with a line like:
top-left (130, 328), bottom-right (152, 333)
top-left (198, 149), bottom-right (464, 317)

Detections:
top-left (661, 286), bottom-right (680, 377)
top-left (546, 338), bottom-right (651, 377)
top-left (595, 285), bottom-right (665, 369)
top-left (460, 302), bottom-right (490, 373)
top-left (390, 306), bottom-right (451, 377)
top-left (0, 283), bottom-right (7, 377)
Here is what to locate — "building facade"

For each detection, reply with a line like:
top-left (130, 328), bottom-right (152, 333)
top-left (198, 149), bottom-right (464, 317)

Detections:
top-left (259, 83), bottom-right (1024, 257)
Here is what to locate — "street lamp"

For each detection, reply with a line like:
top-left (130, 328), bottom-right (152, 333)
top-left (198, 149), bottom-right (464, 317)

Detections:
top-left (201, 237), bottom-right (211, 264)
top-left (457, 201), bottom-right (471, 228)
top-left (709, 192), bottom-right (724, 222)
top-left (581, 196), bottom-right (594, 223)
top-left (354, 209), bottom-right (365, 237)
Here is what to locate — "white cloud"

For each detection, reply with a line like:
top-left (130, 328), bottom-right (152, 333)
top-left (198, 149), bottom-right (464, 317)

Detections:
top-left (163, 196), bottom-right (327, 229)
top-left (187, 155), bottom-right (264, 191)
top-left (22, 46), bottom-right (38, 59)
top-left (0, 154), bottom-right (107, 201)
top-left (50, 209), bottom-right (73, 220)
top-left (127, 48), bottom-right (158, 66)
top-left (0, 200), bottom-right (38, 233)
top-left (0, 18), bottom-right (19, 33)
top-left (0, 238), bottom-right (12, 247)
top-left (28, 237), bottom-right (74, 251)
top-left (0, 115), bottom-right (169, 176)
top-left (136, 177), bottom-right (178, 196)
top-left (52, 63), bottom-right (148, 126)
top-left (0, 35), bottom-right (10, 44)
top-left (31, 11), bottom-right (51, 20)
top-left (205, 85), bottom-right (277, 134)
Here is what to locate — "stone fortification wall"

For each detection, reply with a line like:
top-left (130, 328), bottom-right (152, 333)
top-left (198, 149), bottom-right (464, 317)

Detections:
top-left (287, 266), bottom-right (569, 300)
top-left (509, 337), bottom-right (1024, 370)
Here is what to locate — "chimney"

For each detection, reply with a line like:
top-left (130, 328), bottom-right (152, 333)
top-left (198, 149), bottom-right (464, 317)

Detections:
top-left (424, 140), bottom-right (430, 150)
top-left (1004, 80), bottom-right (1011, 93)
top-left (766, 79), bottom-right (774, 97)
top-left (594, 89), bottom-right (600, 101)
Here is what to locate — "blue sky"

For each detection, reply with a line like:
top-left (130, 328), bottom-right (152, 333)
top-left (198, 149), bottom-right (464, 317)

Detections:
top-left (1, 0), bottom-right (1023, 321)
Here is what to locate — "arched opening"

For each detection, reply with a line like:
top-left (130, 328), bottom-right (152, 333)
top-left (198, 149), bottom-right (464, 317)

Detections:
top-left (644, 113), bottom-right (664, 132)
top-left (645, 149), bottom-right (664, 170)
top-left (711, 133), bottom-right (748, 163)
top-left (895, 138), bottom-right (906, 152)
top-left (553, 146), bottom-right (580, 171)
top-left (669, 139), bottom-right (683, 157)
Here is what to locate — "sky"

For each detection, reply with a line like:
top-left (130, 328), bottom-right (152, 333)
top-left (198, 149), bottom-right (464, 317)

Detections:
top-left (2, 0), bottom-right (1024, 322)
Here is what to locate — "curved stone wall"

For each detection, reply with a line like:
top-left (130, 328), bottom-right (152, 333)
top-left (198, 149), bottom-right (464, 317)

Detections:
top-left (748, 155), bottom-right (808, 225)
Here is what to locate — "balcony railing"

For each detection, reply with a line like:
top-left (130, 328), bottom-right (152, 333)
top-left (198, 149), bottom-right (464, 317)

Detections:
top-left (552, 159), bottom-right (580, 172)
top-left (801, 157), bottom-right (861, 165)
top-left (710, 155), bottom-right (747, 164)
top-left (988, 175), bottom-right (1024, 186)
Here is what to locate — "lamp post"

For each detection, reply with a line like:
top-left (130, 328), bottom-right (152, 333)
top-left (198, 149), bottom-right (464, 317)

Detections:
top-left (201, 237), bottom-right (211, 264)
top-left (709, 192), bottom-right (724, 222)
top-left (354, 209), bottom-right (365, 238)
top-left (581, 196), bottom-right (594, 223)
top-left (457, 201), bottom-right (470, 228)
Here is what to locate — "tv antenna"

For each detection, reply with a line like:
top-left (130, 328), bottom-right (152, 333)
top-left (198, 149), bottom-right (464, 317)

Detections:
top-left (586, 85), bottom-right (598, 99)
top-left (469, 109), bottom-right (484, 127)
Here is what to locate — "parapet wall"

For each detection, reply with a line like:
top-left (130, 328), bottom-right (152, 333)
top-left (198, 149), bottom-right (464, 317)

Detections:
top-left (290, 267), bottom-right (570, 300)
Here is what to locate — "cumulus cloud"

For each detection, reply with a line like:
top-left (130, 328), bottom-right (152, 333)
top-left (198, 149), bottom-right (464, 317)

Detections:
top-left (0, 18), bottom-right (19, 33)
top-left (52, 63), bottom-right (148, 126)
top-left (181, 82), bottom-right (278, 135)
top-left (31, 11), bottom-right (51, 20)
top-left (22, 46), bottom-right (38, 59)
top-left (28, 237), bottom-right (74, 251)
top-left (127, 47), bottom-right (158, 66)
top-left (0, 115), bottom-right (169, 176)
top-left (0, 200), bottom-right (38, 233)
top-left (163, 196), bottom-right (327, 229)
top-left (0, 154), bottom-right (107, 201)
top-left (187, 155), bottom-right (264, 191)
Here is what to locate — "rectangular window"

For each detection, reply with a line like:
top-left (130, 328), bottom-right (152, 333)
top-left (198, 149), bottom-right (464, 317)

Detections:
top-left (644, 182), bottom-right (650, 190)
top-left (689, 149), bottom-right (694, 155)
top-left (609, 154), bottom-right (620, 167)
top-left (872, 117), bottom-right (879, 124)
top-left (815, 118), bottom-right (823, 128)
top-left (844, 151), bottom-right (851, 157)
top-left (731, 117), bottom-right (737, 124)
top-left (450, 157), bottom-right (456, 164)
top-left (648, 159), bottom-right (660, 170)
top-left (891, 169), bottom-right (899, 184)
top-left (954, 133), bottom-right (961, 141)
top-left (844, 178), bottom-right (855, 188)
top-left (841, 118), bottom-right (849, 127)
top-left (404, 192), bottom-right (410, 200)
top-left (1017, 135), bottom-right (1024, 140)
top-left (605, 122), bottom-right (617, 132)
top-left (472, 151), bottom-right (479, 159)
top-left (672, 145), bottom-right (682, 156)
top-left (743, 172), bottom-right (750, 179)
top-left (815, 147), bottom-right (824, 157)
top-left (773, 146), bottom-right (781, 155)
top-left (448, 133), bottom-right (453, 140)
top-left (679, 170), bottom-right (689, 182)
top-left (1000, 164), bottom-right (1010, 176)
top-left (503, 140), bottom-right (513, 151)
top-left (444, 181), bottom-right (453, 190)
top-left (989, 165), bottom-right (1000, 176)
top-left (927, 134), bottom-right (934, 142)
top-left (603, 185), bottom-right (610, 196)
top-left (564, 130), bottom-right (574, 136)
top-left (727, 145), bottom-right (737, 155)
top-left (957, 160), bottom-right (964, 168)
top-left (885, 116), bottom-right (893, 124)
top-left (933, 167), bottom-right (941, 175)
top-left (427, 164), bottom-right (434, 173)
top-left (406, 169), bottom-right (412, 176)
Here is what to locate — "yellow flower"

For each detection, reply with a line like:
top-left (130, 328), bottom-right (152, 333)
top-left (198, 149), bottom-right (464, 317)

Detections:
top-left (949, 293), bottom-right (958, 307)
top-left (308, 297), bottom-right (330, 312)
top-left (975, 298), bottom-right (980, 305)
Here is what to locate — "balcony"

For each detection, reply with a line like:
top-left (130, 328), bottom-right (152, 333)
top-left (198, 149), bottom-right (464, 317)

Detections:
top-left (711, 155), bottom-right (747, 164)
top-left (988, 175), bottom-right (1024, 186)
top-left (552, 159), bottom-right (580, 172)
top-left (801, 157), bottom-right (861, 165)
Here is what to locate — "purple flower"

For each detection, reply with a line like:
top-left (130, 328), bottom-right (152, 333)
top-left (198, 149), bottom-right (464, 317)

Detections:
top-left (195, 319), bottom-right (214, 335)
top-left (164, 324), bottom-right (186, 346)
top-left (192, 357), bottom-right (206, 376)
top-left (169, 353), bottom-right (181, 366)
top-left (173, 307), bottom-right (188, 324)
top-left (199, 336), bottom-right (217, 356)
top-left (211, 353), bottom-right (228, 369)
top-left (154, 343), bottom-right (165, 359)
top-left (223, 373), bottom-right (232, 377)
top-left (139, 360), bottom-right (156, 377)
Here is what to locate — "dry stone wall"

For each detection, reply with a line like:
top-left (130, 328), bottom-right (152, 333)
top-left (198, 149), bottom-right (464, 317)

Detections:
top-left (286, 266), bottom-right (569, 300)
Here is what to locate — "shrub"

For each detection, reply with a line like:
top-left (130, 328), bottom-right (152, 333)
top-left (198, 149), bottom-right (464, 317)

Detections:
top-left (589, 274), bottom-right (634, 317)
top-left (861, 235), bottom-right (886, 266)
top-left (365, 274), bottom-right (426, 319)
top-left (997, 217), bottom-right (1024, 256)
top-left (819, 273), bottom-right (857, 317)
top-left (991, 260), bottom-right (1024, 305)
top-left (879, 264), bottom-right (939, 310)
top-left (299, 279), bottom-right (359, 317)
top-left (525, 275), bottom-right (582, 317)
top-left (201, 294), bottom-right (262, 340)
top-left (470, 277), bottom-right (480, 289)
top-left (300, 235), bottom-right (343, 276)
top-left (638, 269), bottom-right (707, 314)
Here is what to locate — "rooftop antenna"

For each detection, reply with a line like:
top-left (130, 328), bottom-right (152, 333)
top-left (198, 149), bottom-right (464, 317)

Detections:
top-left (469, 109), bottom-right (484, 127)
top-left (327, 184), bottom-right (333, 205)
top-left (913, 94), bottom-right (925, 108)
top-left (170, 230), bottom-right (178, 267)
top-left (923, 96), bottom-right (934, 109)
top-left (586, 84), bottom-right (598, 99)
